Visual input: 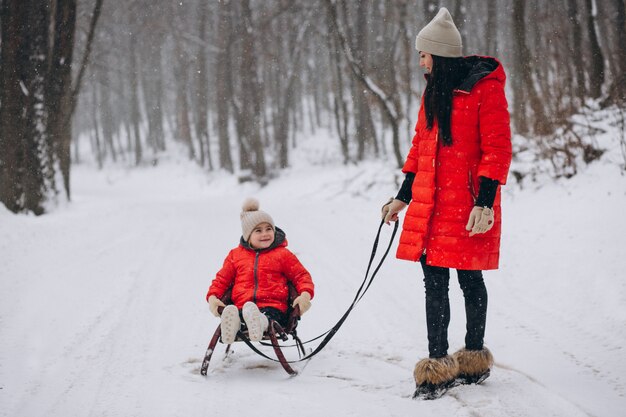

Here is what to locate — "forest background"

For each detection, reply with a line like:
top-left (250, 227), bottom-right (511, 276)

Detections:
top-left (1, 0), bottom-right (625, 214)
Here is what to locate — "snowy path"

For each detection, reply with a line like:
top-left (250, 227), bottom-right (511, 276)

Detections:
top-left (1, 160), bottom-right (625, 417)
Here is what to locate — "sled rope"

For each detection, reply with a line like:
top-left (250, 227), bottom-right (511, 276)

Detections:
top-left (238, 219), bottom-right (399, 364)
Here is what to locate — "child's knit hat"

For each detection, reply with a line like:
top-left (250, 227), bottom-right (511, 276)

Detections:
top-left (241, 198), bottom-right (275, 241)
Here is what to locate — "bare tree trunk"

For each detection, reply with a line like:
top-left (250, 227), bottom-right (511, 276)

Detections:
top-left (240, 0), bottom-right (266, 179)
top-left (512, 0), bottom-right (551, 135)
top-left (0, 2), bottom-right (27, 212)
top-left (326, 8), bottom-right (350, 164)
top-left (584, 0), bottom-right (605, 99)
top-left (567, 0), bottom-right (586, 104)
top-left (308, 56), bottom-right (323, 130)
top-left (46, 0), bottom-right (76, 200)
top-left (144, 32), bottom-right (165, 155)
top-left (216, 0), bottom-right (234, 173)
top-left (486, 0), bottom-right (498, 55)
top-left (129, 30), bottom-right (142, 166)
top-left (174, 39), bottom-right (196, 161)
top-left (0, 0), bottom-right (50, 214)
top-left (97, 63), bottom-right (116, 162)
top-left (397, 0), bottom-right (413, 142)
top-left (24, 0), bottom-right (50, 210)
top-left (91, 78), bottom-right (103, 169)
top-left (453, 0), bottom-right (467, 50)
top-left (195, 0), bottom-right (212, 169)
top-left (353, 0), bottom-right (377, 161)
top-left (604, 0), bottom-right (626, 104)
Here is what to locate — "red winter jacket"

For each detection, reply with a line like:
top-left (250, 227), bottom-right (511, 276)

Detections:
top-left (206, 228), bottom-right (314, 312)
top-left (397, 56), bottom-right (512, 270)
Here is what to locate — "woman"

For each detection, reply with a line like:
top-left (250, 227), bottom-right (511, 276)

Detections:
top-left (382, 8), bottom-right (512, 399)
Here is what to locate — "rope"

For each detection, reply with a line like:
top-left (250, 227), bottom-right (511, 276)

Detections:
top-left (238, 219), bottom-right (399, 364)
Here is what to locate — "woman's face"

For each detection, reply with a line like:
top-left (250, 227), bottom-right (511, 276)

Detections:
top-left (248, 222), bottom-right (275, 249)
top-left (419, 51), bottom-right (433, 74)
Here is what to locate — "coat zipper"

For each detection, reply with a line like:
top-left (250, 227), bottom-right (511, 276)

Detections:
top-left (468, 170), bottom-right (477, 204)
top-left (424, 130), bottom-right (439, 256)
top-left (252, 251), bottom-right (260, 304)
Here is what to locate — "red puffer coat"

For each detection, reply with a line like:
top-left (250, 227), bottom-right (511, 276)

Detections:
top-left (206, 228), bottom-right (314, 312)
top-left (397, 56), bottom-right (512, 270)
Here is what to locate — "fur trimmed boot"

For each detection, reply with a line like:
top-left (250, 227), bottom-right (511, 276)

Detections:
top-left (453, 347), bottom-right (494, 385)
top-left (413, 355), bottom-right (459, 400)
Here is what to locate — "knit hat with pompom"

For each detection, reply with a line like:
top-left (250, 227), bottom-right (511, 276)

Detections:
top-left (240, 198), bottom-right (275, 241)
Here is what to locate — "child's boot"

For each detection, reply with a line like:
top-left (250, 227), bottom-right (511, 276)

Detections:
top-left (220, 305), bottom-right (241, 344)
top-left (242, 302), bottom-right (269, 342)
top-left (413, 355), bottom-right (459, 400)
top-left (453, 347), bottom-right (493, 385)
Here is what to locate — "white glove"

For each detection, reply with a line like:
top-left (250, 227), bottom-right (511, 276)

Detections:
top-left (381, 198), bottom-right (407, 224)
top-left (465, 207), bottom-right (495, 236)
top-left (292, 291), bottom-right (312, 315)
top-left (208, 295), bottom-right (226, 317)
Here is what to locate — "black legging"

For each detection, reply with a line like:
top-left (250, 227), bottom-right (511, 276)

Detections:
top-left (420, 255), bottom-right (488, 358)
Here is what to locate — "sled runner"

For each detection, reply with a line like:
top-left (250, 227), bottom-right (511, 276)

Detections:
top-left (200, 284), bottom-right (306, 376)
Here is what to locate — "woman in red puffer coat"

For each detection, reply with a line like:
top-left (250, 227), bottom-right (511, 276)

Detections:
top-left (206, 199), bottom-right (314, 345)
top-left (381, 8), bottom-right (512, 399)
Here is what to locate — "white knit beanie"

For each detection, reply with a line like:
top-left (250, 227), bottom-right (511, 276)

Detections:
top-left (415, 7), bottom-right (462, 58)
top-left (240, 198), bottom-right (275, 241)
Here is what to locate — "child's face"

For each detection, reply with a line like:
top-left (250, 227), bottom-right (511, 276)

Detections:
top-left (248, 222), bottom-right (275, 249)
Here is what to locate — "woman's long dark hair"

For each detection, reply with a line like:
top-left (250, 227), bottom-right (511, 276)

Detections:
top-left (424, 56), bottom-right (469, 146)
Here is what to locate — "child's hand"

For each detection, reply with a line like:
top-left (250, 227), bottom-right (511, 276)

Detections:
top-left (208, 295), bottom-right (226, 317)
top-left (292, 291), bottom-right (312, 315)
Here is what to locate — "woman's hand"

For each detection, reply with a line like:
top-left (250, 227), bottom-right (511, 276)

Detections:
top-left (465, 207), bottom-right (495, 236)
top-left (381, 198), bottom-right (408, 224)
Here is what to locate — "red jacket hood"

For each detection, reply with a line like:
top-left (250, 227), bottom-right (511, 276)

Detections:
top-left (456, 56), bottom-right (505, 92)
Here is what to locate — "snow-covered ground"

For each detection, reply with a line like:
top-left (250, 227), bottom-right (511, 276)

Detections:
top-left (2, 121), bottom-right (626, 417)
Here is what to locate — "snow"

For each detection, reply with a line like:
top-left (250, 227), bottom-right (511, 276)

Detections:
top-left (2, 121), bottom-right (626, 416)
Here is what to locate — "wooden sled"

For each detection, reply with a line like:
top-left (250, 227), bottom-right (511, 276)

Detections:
top-left (200, 285), bottom-right (306, 376)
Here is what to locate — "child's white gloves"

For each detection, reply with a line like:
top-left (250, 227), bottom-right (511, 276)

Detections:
top-left (292, 291), bottom-right (312, 315)
top-left (381, 198), bottom-right (407, 224)
top-left (208, 295), bottom-right (226, 317)
top-left (465, 207), bottom-right (495, 236)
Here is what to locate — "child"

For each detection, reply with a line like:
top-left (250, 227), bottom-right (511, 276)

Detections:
top-left (206, 198), bottom-right (314, 344)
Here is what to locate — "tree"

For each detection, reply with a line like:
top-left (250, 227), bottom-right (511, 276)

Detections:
top-left (351, 0), bottom-right (378, 161)
top-left (325, 0), bottom-right (404, 168)
top-left (604, 0), bottom-right (626, 104)
top-left (511, 0), bottom-right (552, 135)
top-left (0, 0), bottom-right (51, 214)
top-left (215, 0), bottom-right (234, 173)
top-left (194, 0), bottom-right (212, 169)
top-left (584, 0), bottom-right (604, 99)
top-left (567, 0), bottom-right (586, 104)
top-left (238, 0), bottom-right (267, 179)
top-left (46, 0), bottom-right (77, 198)
top-left (485, 0), bottom-right (498, 56)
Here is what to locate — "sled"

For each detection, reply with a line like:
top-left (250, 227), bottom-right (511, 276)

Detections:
top-left (200, 284), bottom-right (306, 376)
top-left (200, 220), bottom-right (399, 377)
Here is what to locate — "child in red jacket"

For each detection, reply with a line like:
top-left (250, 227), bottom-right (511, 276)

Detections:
top-left (206, 198), bottom-right (314, 344)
